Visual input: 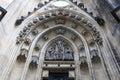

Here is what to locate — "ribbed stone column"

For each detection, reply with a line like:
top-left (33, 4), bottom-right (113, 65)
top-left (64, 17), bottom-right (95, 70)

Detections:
top-left (85, 44), bottom-right (96, 80)
top-left (35, 52), bottom-right (44, 80)
top-left (20, 48), bottom-right (34, 80)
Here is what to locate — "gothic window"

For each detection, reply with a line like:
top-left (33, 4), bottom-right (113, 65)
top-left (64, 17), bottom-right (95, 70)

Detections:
top-left (45, 39), bottom-right (74, 61)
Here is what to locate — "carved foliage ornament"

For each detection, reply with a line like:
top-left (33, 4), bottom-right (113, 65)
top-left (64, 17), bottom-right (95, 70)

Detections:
top-left (45, 39), bottom-right (74, 61)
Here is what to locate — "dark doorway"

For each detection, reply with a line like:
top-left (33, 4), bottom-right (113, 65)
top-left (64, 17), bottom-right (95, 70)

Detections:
top-left (48, 72), bottom-right (68, 80)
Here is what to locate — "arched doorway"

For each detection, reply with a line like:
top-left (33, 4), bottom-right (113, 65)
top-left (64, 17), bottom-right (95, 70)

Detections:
top-left (43, 38), bottom-right (75, 80)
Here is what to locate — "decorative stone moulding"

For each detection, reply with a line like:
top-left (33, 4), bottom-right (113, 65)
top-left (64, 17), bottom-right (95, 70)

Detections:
top-left (81, 29), bottom-right (88, 36)
top-left (55, 18), bottom-right (65, 24)
top-left (81, 18), bottom-right (87, 24)
top-left (19, 31), bottom-right (26, 38)
top-left (70, 13), bottom-right (76, 18)
top-left (15, 18), bottom-right (24, 26)
top-left (45, 13), bottom-right (51, 18)
top-left (51, 11), bottom-right (57, 16)
top-left (90, 49), bottom-right (98, 57)
top-left (89, 39), bottom-right (95, 46)
top-left (37, 3), bottom-right (44, 8)
top-left (29, 56), bottom-right (39, 69)
top-left (15, 9), bottom-right (103, 47)
top-left (95, 16), bottom-right (105, 26)
top-left (38, 15), bottom-right (44, 21)
top-left (27, 22), bottom-right (34, 27)
top-left (75, 15), bottom-right (82, 21)
top-left (32, 29), bottom-right (38, 35)
top-left (23, 27), bottom-right (30, 32)
top-left (16, 37), bottom-right (24, 44)
top-left (69, 0), bottom-right (105, 25)
top-left (34, 44), bottom-right (40, 51)
top-left (95, 38), bottom-right (103, 45)
top-left (14, 0), bottom-right (52, 26)
top-left (80, 56), bottom-right (87, 63)
top-left (71, 34), bottom-right (77, 41)
top-left (55, 28), bottom-right (66, 35)
top-left (33, 18), bottom-right (39, 24)
top-left (78, 45), bottom-right (84, 51)
top-left (24, 38), bottom-right (31, 45)
top-left (33, 7), bottom-right (39, 12)
top-left (42, 34), bottom-right (49, 40)
top-left (17, 48), bottom-right (28, 62)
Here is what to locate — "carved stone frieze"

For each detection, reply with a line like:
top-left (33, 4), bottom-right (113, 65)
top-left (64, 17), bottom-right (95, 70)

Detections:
top-left (45, 39), bottom-right (74, 61)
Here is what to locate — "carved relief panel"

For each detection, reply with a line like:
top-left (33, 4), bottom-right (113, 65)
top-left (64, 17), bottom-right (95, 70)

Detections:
top-left (45, 39), bottom-right (74, 61)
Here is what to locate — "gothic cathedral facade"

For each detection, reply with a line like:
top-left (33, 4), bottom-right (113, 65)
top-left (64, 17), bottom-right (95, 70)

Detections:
top-left (0, 0), bottom-right (120, 80)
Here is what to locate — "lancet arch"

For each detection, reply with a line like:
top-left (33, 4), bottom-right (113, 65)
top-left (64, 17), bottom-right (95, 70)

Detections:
top-left (1, 1), bottom-right (120, 80)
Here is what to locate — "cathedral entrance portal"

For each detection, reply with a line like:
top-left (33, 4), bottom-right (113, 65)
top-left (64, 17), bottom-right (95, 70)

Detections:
top-left (42, 38), bottom-right (75, 80)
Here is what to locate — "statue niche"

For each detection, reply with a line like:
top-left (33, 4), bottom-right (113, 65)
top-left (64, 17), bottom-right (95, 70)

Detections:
top-left (45, 39), bottom-right (74, 61)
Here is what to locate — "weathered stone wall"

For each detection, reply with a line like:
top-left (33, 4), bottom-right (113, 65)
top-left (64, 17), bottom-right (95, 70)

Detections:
top-left (81, 0), bottom-right (120, 59)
